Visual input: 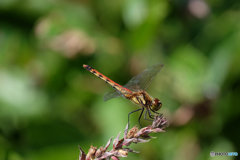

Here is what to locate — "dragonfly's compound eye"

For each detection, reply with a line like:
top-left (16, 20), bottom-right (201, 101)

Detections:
top-left (152, 98), bottom-right (162, 111)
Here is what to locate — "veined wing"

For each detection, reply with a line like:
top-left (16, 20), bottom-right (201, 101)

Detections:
top-left (124, 63), bottom-right (164, 91)
top-left (103, 90), bottom-right (123, 102)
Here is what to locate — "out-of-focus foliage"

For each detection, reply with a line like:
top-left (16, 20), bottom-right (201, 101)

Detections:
top-left (0, 0), bottom-right (239, 160)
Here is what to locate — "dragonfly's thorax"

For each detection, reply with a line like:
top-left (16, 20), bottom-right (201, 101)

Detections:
top-left (124, 90), bottom-right (153, 108)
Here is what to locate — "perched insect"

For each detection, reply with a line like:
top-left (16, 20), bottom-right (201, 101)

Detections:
top-left (83, 63), bottom-right (163, 127)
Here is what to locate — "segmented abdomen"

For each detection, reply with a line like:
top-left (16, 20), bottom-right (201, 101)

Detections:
top-left (83, 64), bottom-right (131, 94)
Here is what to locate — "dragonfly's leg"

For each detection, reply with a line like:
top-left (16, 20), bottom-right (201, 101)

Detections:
top-left (138, 108), bottom-right (144, 128)
top-left (128, 108), bottom-right (143, 128)
top-left (150, 108), bottom-right (161, 115)
top-left (149, 108), bottom-right (163, 121)
top-left (144, 110), bottom-right (154, 121)
top-left (147, 109), bottom-right (155, 119)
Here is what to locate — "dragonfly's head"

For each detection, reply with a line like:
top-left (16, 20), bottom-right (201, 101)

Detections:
top-left (151, 98), bottom-right (162, 111)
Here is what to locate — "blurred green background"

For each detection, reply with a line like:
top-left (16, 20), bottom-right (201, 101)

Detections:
top-left (0, 0), bottom-right (240, 160)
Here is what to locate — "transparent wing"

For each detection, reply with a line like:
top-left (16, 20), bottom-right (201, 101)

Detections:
top-left (124, 63), bottom-right (164, 91)
top-left (103, 90), bottom-right (123, 102)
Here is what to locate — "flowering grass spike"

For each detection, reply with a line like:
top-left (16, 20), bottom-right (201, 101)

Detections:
top-left (78, 115), bottom-right (168, 160)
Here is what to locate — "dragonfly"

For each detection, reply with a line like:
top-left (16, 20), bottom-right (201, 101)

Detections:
top-left (83, 63), bottom-right (164, 127)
